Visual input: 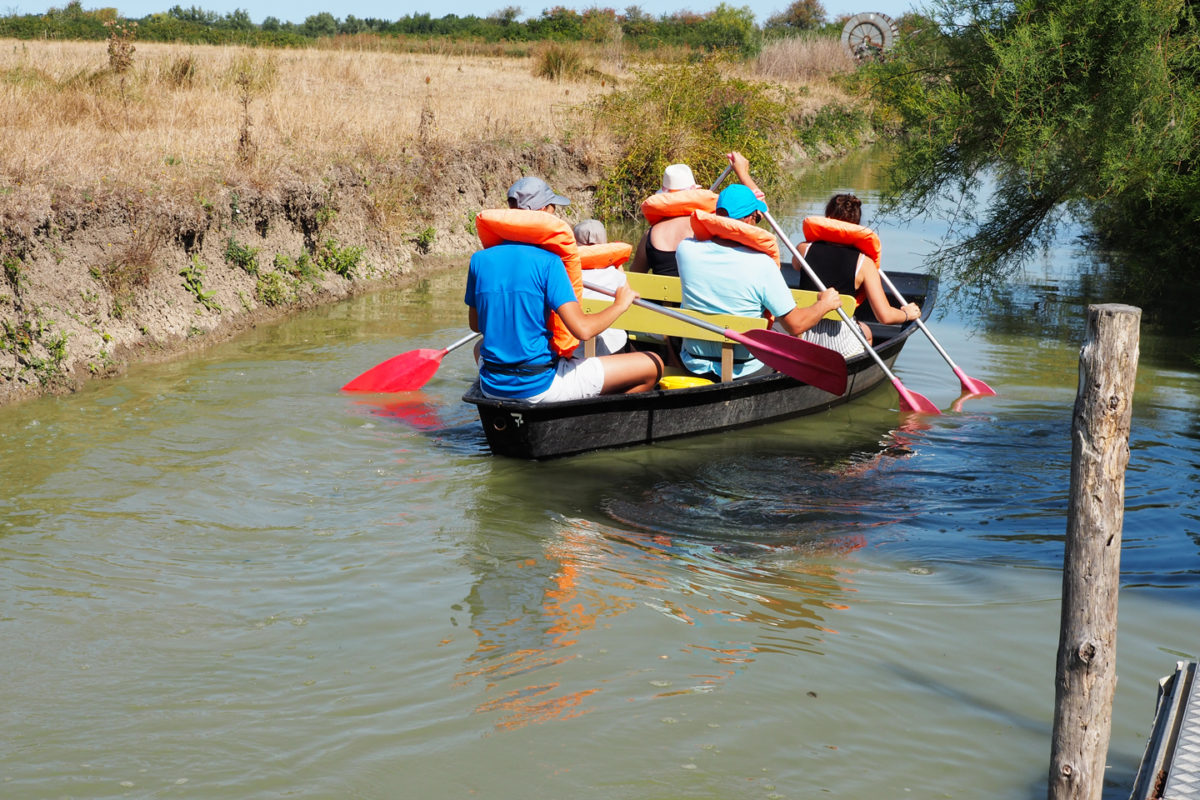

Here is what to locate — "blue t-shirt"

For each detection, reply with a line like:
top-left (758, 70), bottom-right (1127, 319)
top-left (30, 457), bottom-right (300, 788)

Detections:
top-left (464, 243), bottom-right (578, 398)
top-left (675, 237), bottom-right (797, 378)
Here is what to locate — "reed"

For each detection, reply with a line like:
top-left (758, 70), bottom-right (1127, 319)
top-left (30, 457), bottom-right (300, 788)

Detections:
top-left (755, 33), bottom-right (855, 82)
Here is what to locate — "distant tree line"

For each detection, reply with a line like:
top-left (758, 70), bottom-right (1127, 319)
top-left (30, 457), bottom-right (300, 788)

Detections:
top-left (0, 0), bottom-right (845, 55)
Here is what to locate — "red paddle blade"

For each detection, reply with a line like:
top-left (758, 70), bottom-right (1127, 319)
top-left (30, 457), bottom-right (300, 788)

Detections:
top-left (954, 367), bottom-right (996, 397)
top-left (734, 328), bottom-right (847, 395)
top-left (341, 348), bottom-right (446, 393)
top-left (892, 378), bottom-right (941, 415)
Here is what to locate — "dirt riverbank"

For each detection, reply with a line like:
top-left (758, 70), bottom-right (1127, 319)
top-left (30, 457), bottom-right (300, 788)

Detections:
top-left (1, 40), bottom-right (861, 407)
top-left (0, 138), bottom-right (602, 407)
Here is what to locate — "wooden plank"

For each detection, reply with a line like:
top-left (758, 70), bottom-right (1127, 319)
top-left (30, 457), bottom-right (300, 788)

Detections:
top-left (791, 288), bottom-right (857, 321)
top-left (625, 272), bottom-right (681, 303)
top-left (626, 272), bottom-right (854, 321)
top-left (580, 298), bottom-right (766, 342)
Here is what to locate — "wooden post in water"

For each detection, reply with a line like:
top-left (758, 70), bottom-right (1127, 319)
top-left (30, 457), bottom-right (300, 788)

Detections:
top-left (1048, 304), bottom-right (1140, 800)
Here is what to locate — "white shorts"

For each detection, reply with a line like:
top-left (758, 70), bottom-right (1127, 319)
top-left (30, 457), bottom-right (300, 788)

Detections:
top-left (582, 267), bottom-right (629, 355)
top-left (526, 357), bottom-right (606, 403)
top-left (798, 318), bottom-right (866, 357)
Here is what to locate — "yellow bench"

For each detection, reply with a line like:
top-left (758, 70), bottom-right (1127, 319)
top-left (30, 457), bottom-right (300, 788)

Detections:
top-left (579, 272), bottom-right (855, 382)
top-left (622, 272), bottom-right (855, 321)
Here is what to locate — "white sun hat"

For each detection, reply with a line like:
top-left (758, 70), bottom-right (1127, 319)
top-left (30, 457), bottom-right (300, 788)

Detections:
top-left (659, 163), bottom-right (700, 193)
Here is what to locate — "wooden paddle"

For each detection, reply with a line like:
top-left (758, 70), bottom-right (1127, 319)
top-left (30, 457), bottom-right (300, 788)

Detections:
top-left (876, 268), bottom-right (996, 397)
top-left (761, 210), bottom-right (941, 415)
top-left (582, 280), bottom-right (847, 395)
top-left (341, 332), bottom-right (480, 393)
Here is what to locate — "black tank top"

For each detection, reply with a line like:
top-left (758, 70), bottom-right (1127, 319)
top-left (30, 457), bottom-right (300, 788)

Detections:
top-left (645, 235), bottom-right (679, 278)
top-left (797, 241), bottom-right (859, 295)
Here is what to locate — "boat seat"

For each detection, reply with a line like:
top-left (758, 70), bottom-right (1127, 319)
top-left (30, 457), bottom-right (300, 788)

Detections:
top-left (579, 271), bottom-right (856, 382)
top-left (580, 296), bottom-right (766, 382)
top-left (623, 272), bottom-right (854, 321)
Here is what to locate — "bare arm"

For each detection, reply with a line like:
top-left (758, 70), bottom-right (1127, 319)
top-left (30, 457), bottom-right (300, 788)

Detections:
top-left (859, 257), bottom-right (919, 325)
top-left (555, 283), bottom-right (639, 341)
top-left (468, 306), bottom-right (480, 332)
top-left (728, 151), bottom-right (763, 199)
top-left (629, 231), bottom-right (650, 273)
top-left (776, 288), bottom-right (842, 335)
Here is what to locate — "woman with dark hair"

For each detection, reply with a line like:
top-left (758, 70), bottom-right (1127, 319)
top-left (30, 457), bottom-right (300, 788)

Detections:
top-left (792, 193), bottom-right (920, 356)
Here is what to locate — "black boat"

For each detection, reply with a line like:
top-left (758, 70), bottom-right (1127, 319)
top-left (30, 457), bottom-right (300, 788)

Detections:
top-left (462, 270), bottom-right (936, 460)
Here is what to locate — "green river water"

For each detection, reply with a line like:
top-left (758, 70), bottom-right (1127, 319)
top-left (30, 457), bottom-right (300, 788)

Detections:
top-left (2, 151), bottom-right (1198, 799)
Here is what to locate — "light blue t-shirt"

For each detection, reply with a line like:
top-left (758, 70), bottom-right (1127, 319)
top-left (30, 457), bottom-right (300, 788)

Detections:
top-left (675, 237), bottom-right (797, 378)
top-left (464, 243), bottom-right (578, 398)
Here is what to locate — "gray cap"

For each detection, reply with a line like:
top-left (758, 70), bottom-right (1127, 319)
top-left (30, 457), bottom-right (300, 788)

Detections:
top-left (507, 176), bottom-right (571, 210)
top-left (573, 219), bottom-right (607, 245)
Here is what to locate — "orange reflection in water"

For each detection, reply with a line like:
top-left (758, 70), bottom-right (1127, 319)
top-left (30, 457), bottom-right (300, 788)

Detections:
top-left (457, 528), bottom-right (635, 732)
top-left (475, 683), bottom-right (600, 731)
top-left (458, 513), bottom-right (872, 730)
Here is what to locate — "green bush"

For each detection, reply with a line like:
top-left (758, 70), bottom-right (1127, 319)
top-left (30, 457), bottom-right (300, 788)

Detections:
top-left (180, 255), bottom-right (221, 311)
top-left (224, 236), bottom-right (260, 275)
top-left (274, 251), bottom-right (320, 283)
top-left (254, 271), bottom-right (292, 306)
top-left (316, 238), bottom-right (364, 278)
top-left (592, 58), bottom-right (792, 219)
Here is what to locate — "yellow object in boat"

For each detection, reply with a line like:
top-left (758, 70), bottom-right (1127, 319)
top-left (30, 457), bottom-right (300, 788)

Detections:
top-left (658, 375), bottom-right (713, 391)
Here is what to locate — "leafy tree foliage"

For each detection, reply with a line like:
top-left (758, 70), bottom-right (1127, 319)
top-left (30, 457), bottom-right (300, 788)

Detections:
top-left (765, 0), bottom-right (827, 32)
top-left (868, 0), bottom-right (1200, 295)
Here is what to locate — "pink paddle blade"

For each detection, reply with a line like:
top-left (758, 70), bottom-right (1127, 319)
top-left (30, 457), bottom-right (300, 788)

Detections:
top-left (342, 348), bottom-right (445, 393)
top-left (892, 378), bottom-right (941, 415)
top-left (735, 328), bottom-right (848, 395)
top-left (954, 367), bottom-right (996, 397)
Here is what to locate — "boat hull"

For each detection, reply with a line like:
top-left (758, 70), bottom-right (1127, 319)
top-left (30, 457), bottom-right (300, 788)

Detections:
top-left (462, 271), bottom-right (934, 460)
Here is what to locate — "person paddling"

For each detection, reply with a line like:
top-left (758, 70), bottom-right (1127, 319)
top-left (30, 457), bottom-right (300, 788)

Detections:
top-left (629, 152), bottom-right (763, 277)
top-left (676, 184), bottom-right (841, 381)
top-left (792, 193), bottom-right (920, 355)
top-left (464, 177), bottom-right (663, 403)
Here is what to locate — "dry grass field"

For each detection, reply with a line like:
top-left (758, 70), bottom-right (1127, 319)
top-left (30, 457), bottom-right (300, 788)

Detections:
top-left (1, 38), bottom-right (611, 219)
top-left (0, 36), bottom-right (859, 406)
top-left (755, 34), bottom-right (856, 84)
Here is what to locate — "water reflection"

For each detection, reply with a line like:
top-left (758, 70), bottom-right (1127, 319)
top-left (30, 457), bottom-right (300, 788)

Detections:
top-left (448, 413), bottom-right (937, 733)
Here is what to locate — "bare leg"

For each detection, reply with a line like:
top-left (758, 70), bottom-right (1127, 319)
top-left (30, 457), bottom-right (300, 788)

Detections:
top-left (599, 351), bottom-right (664, 394)
top-left (858, 320), bottom-right (873, 346)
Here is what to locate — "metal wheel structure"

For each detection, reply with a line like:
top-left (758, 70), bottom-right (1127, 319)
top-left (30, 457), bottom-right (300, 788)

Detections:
top-left (841, 12), bottom-right (898, 62)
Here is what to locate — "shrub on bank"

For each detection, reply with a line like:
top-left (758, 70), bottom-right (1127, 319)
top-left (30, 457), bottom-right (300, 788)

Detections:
top-left (591, 58), bottom-right (792, 219)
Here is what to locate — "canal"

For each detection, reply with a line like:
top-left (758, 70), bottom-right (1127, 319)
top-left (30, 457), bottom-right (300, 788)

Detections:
top-left (1, 150), bottom-right (1197, 798)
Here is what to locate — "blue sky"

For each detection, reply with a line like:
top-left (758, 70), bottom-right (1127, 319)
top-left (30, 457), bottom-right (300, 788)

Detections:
top-left (11, 0), bottom-right (917, 27)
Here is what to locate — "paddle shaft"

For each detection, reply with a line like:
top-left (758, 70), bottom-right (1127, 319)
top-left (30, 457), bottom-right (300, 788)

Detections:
top-left (761, 210), bottom-right (940, 414)
top-left (580, 279), bottom-right (846, 394)
top-left (443, 331), bottom-right (482, 356)
top-left (584, 280), bottom-right (753, 341)
top-left (876, 270), bottom-right (995, 395)
top-left (710, 163), bottom-right (734, 192)
top-left (761, 211), bottom-right (896, 378)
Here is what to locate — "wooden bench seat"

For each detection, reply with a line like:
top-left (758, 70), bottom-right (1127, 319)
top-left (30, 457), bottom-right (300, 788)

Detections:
top-left (578, 272), bottom-right (856, 382)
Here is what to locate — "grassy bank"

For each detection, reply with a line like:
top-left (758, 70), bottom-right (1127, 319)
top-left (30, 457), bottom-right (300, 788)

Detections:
top-left (0, 37), bottom-right (869, 406)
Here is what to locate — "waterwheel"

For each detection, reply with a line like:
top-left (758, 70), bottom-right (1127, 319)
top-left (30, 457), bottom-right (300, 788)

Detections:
top-left (840, 12), bottom-right (898, 62)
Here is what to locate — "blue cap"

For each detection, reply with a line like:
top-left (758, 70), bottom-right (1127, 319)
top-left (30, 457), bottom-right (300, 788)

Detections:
top-left (716, 184), bottom-right (767, 219)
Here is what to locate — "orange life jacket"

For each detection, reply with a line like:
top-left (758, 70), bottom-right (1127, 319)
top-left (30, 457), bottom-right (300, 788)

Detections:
top-left (801, 216), bottom-right (881, 269)
top-left (689, 210), bottom-right (781, 266)
top-left (475, 208), bottom-right (582, 358)
top-left (578, 242), bottom-right (632, 270)
top-left (640, 189), bottom-right (718, 225)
